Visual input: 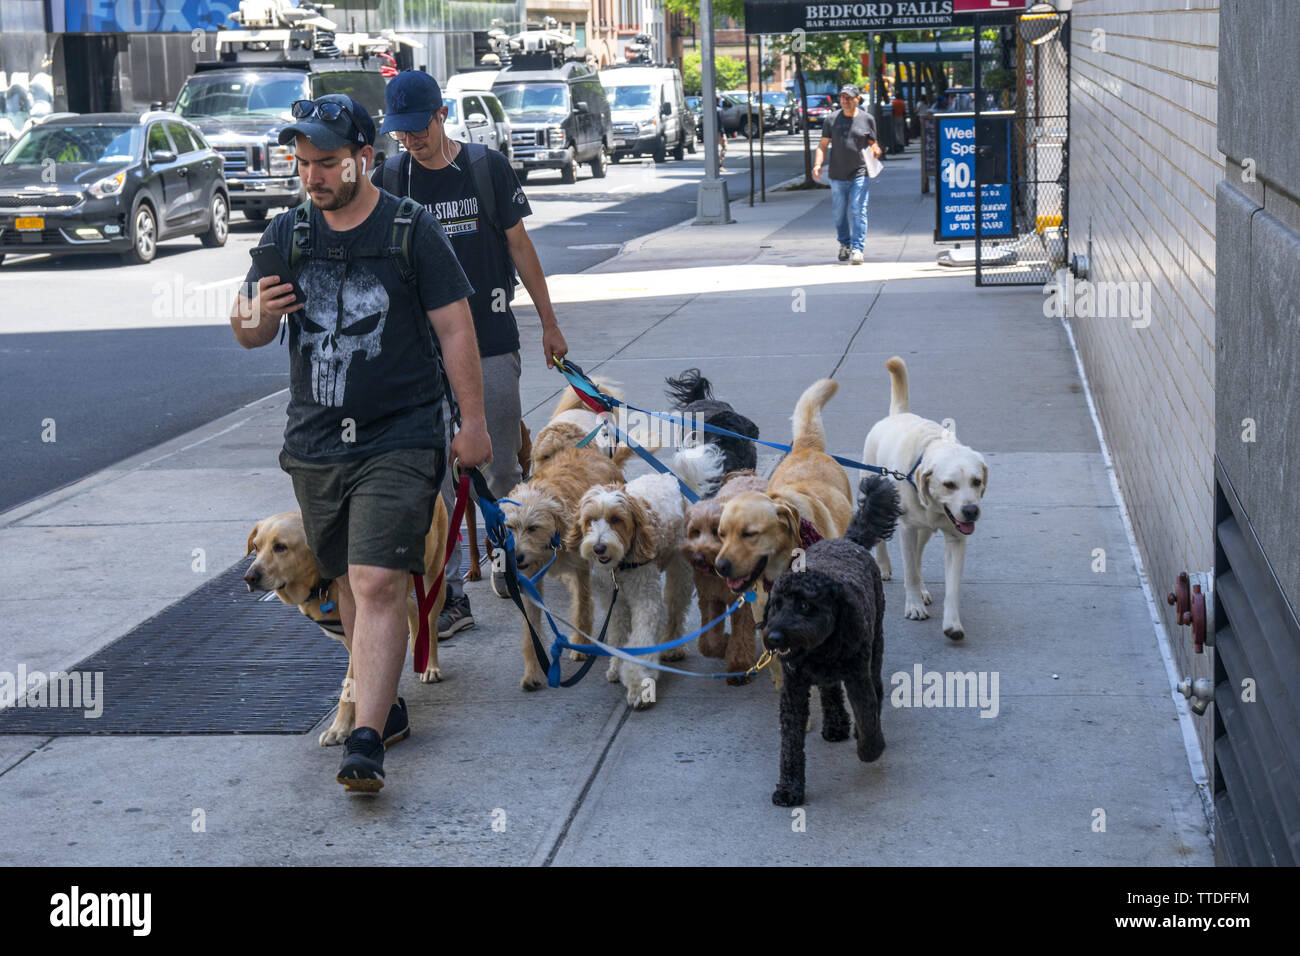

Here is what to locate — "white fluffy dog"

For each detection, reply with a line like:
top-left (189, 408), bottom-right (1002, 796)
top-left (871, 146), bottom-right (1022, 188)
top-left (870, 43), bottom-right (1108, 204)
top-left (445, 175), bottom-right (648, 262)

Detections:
top-left (570, 446), bottom-right (723, 709)
top-left (862, 357), bottom-right (988, 640)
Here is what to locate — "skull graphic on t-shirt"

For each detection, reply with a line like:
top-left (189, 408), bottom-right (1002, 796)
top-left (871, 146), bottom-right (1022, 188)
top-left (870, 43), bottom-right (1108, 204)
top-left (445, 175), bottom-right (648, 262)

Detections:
top-left (294, 263), bottom-right (390, 407)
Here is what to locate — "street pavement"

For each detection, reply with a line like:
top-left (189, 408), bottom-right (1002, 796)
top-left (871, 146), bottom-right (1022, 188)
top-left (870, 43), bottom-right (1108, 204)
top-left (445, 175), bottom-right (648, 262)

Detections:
top-left (0, 142), bottom-right (1213, 865)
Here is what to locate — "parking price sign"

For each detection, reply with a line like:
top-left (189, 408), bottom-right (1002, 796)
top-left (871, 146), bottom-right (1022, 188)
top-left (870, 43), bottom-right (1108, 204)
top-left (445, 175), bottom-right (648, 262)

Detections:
top-left (934, 114), bottom-right (1013, 241)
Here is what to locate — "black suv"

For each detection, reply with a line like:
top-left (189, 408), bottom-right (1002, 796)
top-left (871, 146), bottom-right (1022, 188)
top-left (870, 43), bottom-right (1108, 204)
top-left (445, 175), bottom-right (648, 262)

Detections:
top-left (493, 55), bottom-right (612, 184)
top-left (0, 111), bottom-right (228, 265)
top-left (172, 60), bottom-right (389, 221)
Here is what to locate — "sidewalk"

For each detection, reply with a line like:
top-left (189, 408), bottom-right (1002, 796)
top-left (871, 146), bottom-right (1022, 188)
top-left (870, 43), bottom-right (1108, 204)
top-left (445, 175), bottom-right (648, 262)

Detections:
top-left (0, 155), bottom-right (1212, 865)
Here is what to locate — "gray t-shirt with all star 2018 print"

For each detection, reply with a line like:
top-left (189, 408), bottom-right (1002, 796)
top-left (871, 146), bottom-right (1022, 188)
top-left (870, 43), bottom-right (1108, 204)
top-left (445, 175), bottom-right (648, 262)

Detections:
top-left (244, 189), bottom-right (473, 464)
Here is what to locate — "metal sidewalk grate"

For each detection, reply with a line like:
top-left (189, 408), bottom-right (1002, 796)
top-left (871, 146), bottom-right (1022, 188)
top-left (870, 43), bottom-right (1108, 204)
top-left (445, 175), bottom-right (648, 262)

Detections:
top-left (0, 561), bottom-right (349, 735)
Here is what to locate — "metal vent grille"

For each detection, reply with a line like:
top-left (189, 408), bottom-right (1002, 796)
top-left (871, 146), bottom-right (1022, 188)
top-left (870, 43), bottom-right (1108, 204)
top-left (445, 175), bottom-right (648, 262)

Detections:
top-left (1212, 458), bottom-right (1300, 865)
top-left (0, 561), bottom-right (349, 735)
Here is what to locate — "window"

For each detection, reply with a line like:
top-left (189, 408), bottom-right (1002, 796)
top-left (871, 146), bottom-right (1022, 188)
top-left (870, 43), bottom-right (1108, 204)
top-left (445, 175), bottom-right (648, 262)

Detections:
top-left (484, 95), bottom-right (506, 123)
top-left (147, 123), bottom-right (172, 153)
top-left (313, 72), bottom-right (388, 117)
top-left (166, 122), bottom-right (196, 154)
top-left (618, 0), bottom-right (638, 29)
top-left (464, 96), bottom-right (487, 123)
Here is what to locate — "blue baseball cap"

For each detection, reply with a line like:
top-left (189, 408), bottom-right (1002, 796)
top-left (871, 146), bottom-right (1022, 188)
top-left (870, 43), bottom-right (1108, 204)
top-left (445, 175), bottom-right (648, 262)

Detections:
top-left (381, 70), bottom-right (443, 135)
top-left (278, 94), bottom-right (375, 150)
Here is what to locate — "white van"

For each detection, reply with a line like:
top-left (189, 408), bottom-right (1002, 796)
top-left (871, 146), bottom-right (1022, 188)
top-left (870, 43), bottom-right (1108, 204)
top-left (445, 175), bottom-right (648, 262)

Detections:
top-left (444, 72), bottom-right (511, 157)
top-left (599, 65), bottom-right (694, 163)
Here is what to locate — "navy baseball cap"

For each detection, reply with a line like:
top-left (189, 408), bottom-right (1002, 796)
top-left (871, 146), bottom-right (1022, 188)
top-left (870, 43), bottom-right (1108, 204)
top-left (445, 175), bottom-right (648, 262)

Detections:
top-left (381, 70), bottom-right (443, 135)
top-left (278, 94), bottom-right (374, 150)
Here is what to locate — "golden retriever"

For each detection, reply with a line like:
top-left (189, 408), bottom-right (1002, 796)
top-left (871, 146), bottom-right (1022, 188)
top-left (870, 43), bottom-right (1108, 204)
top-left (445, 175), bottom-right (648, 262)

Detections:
top-left (244, 493), bottom-right (449, 745)
top-left (861, 356), bottom-right (988, 640)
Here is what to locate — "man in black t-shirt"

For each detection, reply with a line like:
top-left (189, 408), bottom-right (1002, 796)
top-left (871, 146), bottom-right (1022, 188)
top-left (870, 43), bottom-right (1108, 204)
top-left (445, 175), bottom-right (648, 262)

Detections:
top-left (376, 70), bottom-right (571, 636)
top-left (231, 95), bottom-right (491, 793)
top-left (813, 84), bottom-right (882, 265)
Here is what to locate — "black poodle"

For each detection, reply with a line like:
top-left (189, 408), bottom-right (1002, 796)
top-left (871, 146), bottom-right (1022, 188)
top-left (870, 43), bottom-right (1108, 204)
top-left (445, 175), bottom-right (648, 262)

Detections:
top-left (664, 368), bottom-right (760, 478)
top-left (762, 475), bottom-right (902, 806)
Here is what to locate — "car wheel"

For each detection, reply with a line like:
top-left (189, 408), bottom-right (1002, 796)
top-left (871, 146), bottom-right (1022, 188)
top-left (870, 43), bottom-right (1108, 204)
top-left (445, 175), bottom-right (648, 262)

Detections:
top-left (652, 135), bottom-right (666, 163)
top-left (672, 133), bottom-right (685, 161)
top-left (739, 117), bottom-right (752, 139)
top-left (200, 192), bottom-right (229, 248)
top-left (560, 146), bottom-right (577, 184)
top-left (122, 203), bottom-right (158, 265)
top-left (686, 130), bottom-right (696, 154)
top-left (244, 208), bottom-right (267, 222)
top-left (590, 144), bottom-right (608, 178)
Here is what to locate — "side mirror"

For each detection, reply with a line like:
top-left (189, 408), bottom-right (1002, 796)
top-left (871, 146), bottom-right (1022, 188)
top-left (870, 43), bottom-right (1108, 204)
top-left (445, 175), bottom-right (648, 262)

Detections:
top-left (660, 101), bottom-right (671, 116)
top-left (575, 101), bottom-right (589, 113)
top-left (149, 149), bottom-right (177, 165)
top-left (468, 112), bottom-right (488, 126)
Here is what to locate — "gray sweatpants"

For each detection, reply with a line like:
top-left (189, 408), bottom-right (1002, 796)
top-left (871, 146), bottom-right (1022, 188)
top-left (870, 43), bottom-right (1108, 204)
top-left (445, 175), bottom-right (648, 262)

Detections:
top-left (443, 349), bottom-right (523, 600)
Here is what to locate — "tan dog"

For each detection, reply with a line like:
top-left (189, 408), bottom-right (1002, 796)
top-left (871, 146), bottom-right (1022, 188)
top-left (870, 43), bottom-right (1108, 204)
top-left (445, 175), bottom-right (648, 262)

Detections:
top-left (680, 470), bottom-right (768, 684)
top-left (716, 379), bottom-right (853, 602)
top-left (244, 493), bottom-right (449, 745)
top-left (862, 356), bottom-right (988, 640)
top-left (530, 380), bottom-right (624, 474)
top-left (502, 446), bottom-right (628, 690)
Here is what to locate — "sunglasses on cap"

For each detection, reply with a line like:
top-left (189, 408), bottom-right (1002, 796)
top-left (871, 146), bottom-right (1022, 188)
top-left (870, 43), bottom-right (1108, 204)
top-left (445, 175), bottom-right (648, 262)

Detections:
top-left (291, 98), bottom-right (361, 133)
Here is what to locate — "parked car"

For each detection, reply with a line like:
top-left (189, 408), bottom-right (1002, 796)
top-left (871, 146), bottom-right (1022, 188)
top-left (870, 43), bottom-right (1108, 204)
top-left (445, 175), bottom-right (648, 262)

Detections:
top-left (0, 110), bottom-right (228, 265)
top-left (601, 64), bottom-right (694, 162)
top-left (172, 59), bottom-right (391, 221)
top-left (790, 93), bottom-right (837, 132)
top-left (684, 94), bottom-right (748, 138)
top-left (722, 90), bottom-right (778, 134)
top-left (440, 89), bottom-right (511, 157)
top-left (493, 55), bottom-right (612, 183)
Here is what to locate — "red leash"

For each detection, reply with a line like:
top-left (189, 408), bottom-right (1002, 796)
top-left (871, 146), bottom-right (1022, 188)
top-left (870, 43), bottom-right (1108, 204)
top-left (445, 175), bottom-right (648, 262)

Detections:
top-left (412, 471), bottom-right (471, 674)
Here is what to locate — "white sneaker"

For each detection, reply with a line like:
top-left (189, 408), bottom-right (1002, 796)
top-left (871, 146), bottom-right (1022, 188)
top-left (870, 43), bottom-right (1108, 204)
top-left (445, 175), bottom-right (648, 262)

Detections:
top-left (850, 250), bottom-right (864, 265)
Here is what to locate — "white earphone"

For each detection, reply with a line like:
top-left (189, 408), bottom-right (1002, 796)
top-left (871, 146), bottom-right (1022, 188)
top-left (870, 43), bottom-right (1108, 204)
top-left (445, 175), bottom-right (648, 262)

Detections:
top-left (360, 155), bottom-right (369, 174)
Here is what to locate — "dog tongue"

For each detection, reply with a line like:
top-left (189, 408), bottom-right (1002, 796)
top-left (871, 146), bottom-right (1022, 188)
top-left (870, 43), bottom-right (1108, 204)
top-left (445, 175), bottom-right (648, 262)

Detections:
top-left (955, 520), bottom-right (975, 535)
top-left (726, 576), bottom-right (746, 590)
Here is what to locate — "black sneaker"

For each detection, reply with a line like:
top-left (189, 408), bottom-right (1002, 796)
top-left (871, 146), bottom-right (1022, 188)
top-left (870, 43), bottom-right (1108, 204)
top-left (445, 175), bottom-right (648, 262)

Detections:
top-left (382, 697), bottom-right (409, 748)
top-left (437, 594), bottom-right (475, 639)
top-left (838, 244), bottom-right (851, 262)
top-left (336, 727), bottom-right (384, 793)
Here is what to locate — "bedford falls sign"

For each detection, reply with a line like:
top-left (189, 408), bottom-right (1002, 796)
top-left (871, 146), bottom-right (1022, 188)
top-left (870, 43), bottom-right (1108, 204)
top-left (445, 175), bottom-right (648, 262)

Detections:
top-left (744, 1), bottom-right (1013, 34)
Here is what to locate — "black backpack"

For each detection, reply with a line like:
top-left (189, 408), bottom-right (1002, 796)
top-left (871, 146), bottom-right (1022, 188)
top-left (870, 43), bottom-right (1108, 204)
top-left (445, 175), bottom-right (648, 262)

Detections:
top-left (380, 142), bottom-right (518, 300)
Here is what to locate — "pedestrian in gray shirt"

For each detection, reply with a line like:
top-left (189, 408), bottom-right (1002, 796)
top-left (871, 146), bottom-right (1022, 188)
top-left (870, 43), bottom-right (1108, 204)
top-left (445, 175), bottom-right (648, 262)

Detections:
top-left (813, 84), bottom-right (883, 265)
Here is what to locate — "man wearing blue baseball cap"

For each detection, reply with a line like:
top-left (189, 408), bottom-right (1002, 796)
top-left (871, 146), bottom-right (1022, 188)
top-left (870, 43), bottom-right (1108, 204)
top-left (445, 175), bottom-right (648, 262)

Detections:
top-left (375, 70), bottom-right (571, 637)
top-left (813, 83), bottom-right (882, 265)
top-left (229, 92), bottom-right (492, 794)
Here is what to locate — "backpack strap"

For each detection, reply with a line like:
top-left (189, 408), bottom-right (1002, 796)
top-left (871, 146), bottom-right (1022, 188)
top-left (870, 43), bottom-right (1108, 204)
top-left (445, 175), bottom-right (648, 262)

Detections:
top-left (388, 195), bottom-right (421, 285)
top-left (381, 152), bottom-right (411, 198)
top-left (277, 200), bottom-right (314, 345)
top-left (464, 141), bottom-right (518, 300)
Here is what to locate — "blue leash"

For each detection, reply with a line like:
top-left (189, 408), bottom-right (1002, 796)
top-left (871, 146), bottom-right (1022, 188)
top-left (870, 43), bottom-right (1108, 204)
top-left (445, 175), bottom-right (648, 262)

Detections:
top-left (554, 357), bottom-right (924, 488)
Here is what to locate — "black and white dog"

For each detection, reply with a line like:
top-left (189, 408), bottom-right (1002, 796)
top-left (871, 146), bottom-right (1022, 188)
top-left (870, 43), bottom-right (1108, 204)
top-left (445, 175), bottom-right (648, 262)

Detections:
top-left (664, 368), bottom-right (760, 478)
top-left (762, 475), bottom-right (902, 806)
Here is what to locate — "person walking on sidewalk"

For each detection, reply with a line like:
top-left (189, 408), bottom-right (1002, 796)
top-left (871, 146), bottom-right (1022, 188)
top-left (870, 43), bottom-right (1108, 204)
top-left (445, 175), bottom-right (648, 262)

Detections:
top-left (813, 83), bottom-right (883, 265)
top-left (230, 94), bottom-right (492, 792)
top-left (374, 71), bottom-right (570, 637)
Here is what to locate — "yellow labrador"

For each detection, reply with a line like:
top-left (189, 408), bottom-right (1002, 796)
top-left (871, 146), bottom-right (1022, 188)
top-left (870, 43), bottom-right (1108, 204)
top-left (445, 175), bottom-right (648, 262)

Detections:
top-left (244, 494), bottom-right (449, 745)
top-left (862, 357), bottom-right (988, 640)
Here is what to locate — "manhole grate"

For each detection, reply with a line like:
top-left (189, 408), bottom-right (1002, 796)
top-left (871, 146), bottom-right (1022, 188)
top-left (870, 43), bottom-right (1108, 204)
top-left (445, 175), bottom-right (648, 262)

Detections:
top-left (0, 561), bottom-right (349, 735)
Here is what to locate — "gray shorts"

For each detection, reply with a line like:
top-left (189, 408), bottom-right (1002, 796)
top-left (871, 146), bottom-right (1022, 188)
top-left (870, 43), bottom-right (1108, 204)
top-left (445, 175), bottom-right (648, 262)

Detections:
top-left (278, 446), bottom-right (446, 580)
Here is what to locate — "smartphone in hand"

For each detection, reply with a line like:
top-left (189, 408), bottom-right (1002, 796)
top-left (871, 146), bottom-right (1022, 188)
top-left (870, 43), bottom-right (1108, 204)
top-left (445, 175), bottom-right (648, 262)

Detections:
top-left (249, 244), bottom-right (307, 307)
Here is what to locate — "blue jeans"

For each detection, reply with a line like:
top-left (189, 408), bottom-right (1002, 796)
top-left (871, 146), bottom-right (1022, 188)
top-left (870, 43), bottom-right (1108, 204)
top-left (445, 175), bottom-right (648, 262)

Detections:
top-left (830, 175), bottom-right (869, 251)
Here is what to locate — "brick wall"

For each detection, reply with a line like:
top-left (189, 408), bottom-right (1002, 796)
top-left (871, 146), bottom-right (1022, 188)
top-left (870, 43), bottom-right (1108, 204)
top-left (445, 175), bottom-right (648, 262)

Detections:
top-left (1067, 0), bottom-right (1220, 768)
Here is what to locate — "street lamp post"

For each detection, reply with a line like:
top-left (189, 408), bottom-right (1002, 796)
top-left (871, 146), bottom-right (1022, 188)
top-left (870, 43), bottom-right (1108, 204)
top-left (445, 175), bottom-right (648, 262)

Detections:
top-left (694, 0), bottom-right (730, 223)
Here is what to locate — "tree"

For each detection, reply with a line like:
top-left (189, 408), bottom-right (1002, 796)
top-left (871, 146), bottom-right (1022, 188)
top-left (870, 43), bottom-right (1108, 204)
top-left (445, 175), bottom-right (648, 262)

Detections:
top-left (661, 0), bottom-right (747, 25)
top-left (682, 50), bottom-right (748, 95)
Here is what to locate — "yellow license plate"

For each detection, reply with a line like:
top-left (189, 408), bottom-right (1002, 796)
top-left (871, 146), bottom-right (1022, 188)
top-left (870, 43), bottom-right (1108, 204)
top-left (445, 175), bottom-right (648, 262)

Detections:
top-left (15, 217), bottom-right (44, 230)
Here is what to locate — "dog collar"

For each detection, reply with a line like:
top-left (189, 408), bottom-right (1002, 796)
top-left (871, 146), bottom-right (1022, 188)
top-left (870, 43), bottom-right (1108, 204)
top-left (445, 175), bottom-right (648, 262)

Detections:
top-left (902, 453), bottom-right (925, 489)
top-left (616, 558), bottom-right (651, 572)
top-left (798, 519), bottom-right (823, 550)
top-left (310, 577), bottom-right (335, 613)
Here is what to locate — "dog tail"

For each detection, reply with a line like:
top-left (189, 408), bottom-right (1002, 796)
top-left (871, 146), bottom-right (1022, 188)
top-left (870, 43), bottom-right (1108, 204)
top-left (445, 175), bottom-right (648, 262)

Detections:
top-left (886, 356), bottom-right (910, 416)
top-left (791, 378), bottom-right (837, 453)
top-left (664, 368), bottom-right (713, 408)
top-left (671, 443), bottom-right (727, 499)
top-left (846, 475), bottom-right (902, 552)
top-left (552, 378), bottom-right (623, 417)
